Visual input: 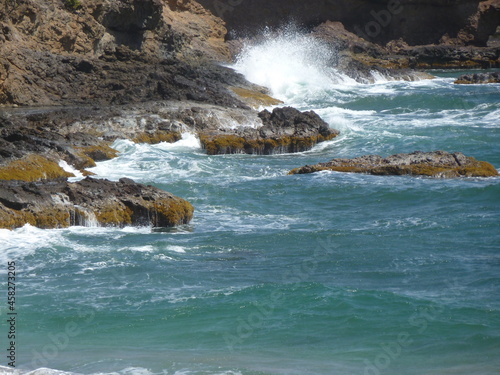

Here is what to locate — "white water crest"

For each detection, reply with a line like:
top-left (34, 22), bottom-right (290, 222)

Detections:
top-left (233, 27), bottom-right (357, 103)
top-left (59, 160), bottom-right (84, 181)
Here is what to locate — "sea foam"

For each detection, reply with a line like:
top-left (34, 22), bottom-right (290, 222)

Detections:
top-left (233, 28), bottom-right (356, 103)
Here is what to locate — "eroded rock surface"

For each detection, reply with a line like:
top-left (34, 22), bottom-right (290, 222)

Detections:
top-left (455, 71), bottom-right (500, 84)
top-left (290, 151), bottom-right (499, 178)
top-left (0, 177), bottom-right (194, 229)
top-left (0, 0), bottom-right (243, 107)
top-left (199, 107), bottom-right (339, 155)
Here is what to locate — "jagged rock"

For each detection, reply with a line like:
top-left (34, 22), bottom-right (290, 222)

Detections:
top-left (289, 151), bottom-right (499, 178)
top-left (0, 112), bottom-right (119, 180)
top-left (403, 44), bottom-right (500, 69)
top-left (455, 71), bottom-right (500, 84)
top-left (310, 21), bottom-right (434, 82)
top-left (197, 0), bottom-right (499, 47)
top-left (0, 177), bottom-right (194, 229)
top-left (1, 103), bottom-right (338, 176)
top-left (199, 107), bottom-right (339, 155)
top-left (0, 0), bottom-right (239, 107)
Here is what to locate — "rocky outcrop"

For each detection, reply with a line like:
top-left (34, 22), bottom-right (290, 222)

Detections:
top-left (309, 21), bottom-right (435, 82)
top-left (1, 102), bottom-right (336, 181)
top-left (0, 110), bottom-right (120, 181)
top-left (289, 151), bottom-right (499, 178)
top-left (199, 107), bottom-right (339, 155)
top-left (455, 71), bottom-right (500, 84)
top-left (400, 44), bottom-right (500, 69)
top-left (197, 0), bottom-right (499, 47)
top-left (0, 0), bottom-right (249, 107)
top-left (0, 177), bottom-right (194, 229)
top-left (309, 21), bottom-right (499, 75)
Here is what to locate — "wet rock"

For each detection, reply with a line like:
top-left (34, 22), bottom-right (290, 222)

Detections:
top-left (0, 177), bottom-right (194, 229)
top-left (289, 151), bottom-right (499, 178)
top-left (455, 71), bottom-right (500, 84)
top-left (2, 102), bottom-right (338, 173)
top-left (199, 107), bottom-right (339, 155)
top-left (0, 112), bottom-right (118, 180)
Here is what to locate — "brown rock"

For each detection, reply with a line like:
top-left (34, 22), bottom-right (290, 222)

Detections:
top-left (289, 151), bottom-right (499, 178)
top-left (454, 71), bottom-right (500, 84)
top-left (0, 177), bottom-right (194, 229)
top-left (199, 107), bottom-right (339, 155)
top-left (196, 0), bottom-right (494, 47)
top-left (0, 0), bottom-right (238, 107)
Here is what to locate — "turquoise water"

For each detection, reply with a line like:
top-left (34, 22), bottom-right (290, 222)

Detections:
top-left (1, 37), bottom-right (500, 375)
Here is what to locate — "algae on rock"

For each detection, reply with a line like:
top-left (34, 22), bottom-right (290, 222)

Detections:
top-left (289, 151), bottom-right (499, 178)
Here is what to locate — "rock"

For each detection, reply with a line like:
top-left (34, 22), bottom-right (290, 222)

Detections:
top-left (455, 71), bottom-right (500, 84)
top-left (0, 177), bottom-right (194, 229)
top-left (197, 0), bottom-right (499, 47)
top-left (0, 154), bottom-right (75, 182)
top-left (2, 102), bottom-right (337, 180)
top-left (199, 107), bottom-right (339, 155)
top-left (0, 0), bottom-right (240, 107)
top-left (487, 26), bottom-right (500, 47)
top-left (403, 44), bottom-right (500, 69)
top-left (289, 151), bottom-right (499, 178)
top-left (310, 21), bottom-right (433, 82)
top-left (229, 87), bottom-right (283, 109)
top-left (0, 111), bottom-right (119, 180)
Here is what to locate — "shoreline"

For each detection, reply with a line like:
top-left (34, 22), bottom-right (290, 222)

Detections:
top-left (1, 0), bottom-right (499, 229)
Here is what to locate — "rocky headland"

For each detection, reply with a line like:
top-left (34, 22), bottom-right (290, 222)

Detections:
top-left (1, 0), bottom-right (499, 229)
top-left (289, 151), bottom-right (499, 178)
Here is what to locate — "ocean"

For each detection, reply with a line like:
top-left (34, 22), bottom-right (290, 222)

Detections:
top-left (1, 32), bottom-right (499, 375)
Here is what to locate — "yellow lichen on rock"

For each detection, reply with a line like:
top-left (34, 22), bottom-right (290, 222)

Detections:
top-left (230, 87), bottom-right (284, 108)
top-left (95, 204), bottom-right (134, 227)
top-left (132, 131), bottom-right (182, 145)
top-left (0, 154), bottom-right (74, 181)
top-left (289, 153), bottom-right (499, 178)
top-left (457, 161), bottom-right (499, 177)
top-left (153, 198), bottom-right (194, 227)
top-left (199, 133), bottom-right (339, 155)
top-left (0, 207), bottom-right (36, 230)
top-left (34, 208), bottom-right (72, 229)
top-left (199, 134), bottom-right (246, 155)
top-left (76, 144), bottom-right (119, 163)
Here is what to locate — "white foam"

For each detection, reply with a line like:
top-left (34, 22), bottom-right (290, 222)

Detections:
top-left (156, 132), bottom-right (201, 150)
top-left (86, 133), bottom-right (208, 182)
top-left (58, 160), bottom-right (84, 181)
top-left (0, 224), bottom-right (60, 264)
top-left (0, 225), bottom-right (155, 270)
top-left (127, 245), bottom-right (155, 253)
top-left (166, 245), bottom-right (186, 253)
top-left (233, 28), bottom-right (355, 103)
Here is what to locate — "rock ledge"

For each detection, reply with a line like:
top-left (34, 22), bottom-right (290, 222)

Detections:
top-left (0, 177), bottom-right (194, 230)
top-left (199, 107), bottom-right (339, 155)
top-left (289, 151), bottom-right (499, 178)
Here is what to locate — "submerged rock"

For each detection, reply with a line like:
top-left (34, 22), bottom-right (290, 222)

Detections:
top-left (289, 151), bottom-right (499, 178)
top-left (455, 72), bottom-right (500, 84)
top-left (0, 177), bottom-right (194, 230)
top-left (199, 107), bottom-right (339, 155)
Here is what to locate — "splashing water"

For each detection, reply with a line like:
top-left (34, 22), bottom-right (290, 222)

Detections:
top-left (233, 28), bottom-right (357, 103)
